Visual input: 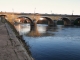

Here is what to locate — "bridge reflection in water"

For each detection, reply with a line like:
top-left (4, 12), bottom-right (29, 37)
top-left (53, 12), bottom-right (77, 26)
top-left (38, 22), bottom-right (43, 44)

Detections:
top-left (14, 23), bottom-right (57, 37)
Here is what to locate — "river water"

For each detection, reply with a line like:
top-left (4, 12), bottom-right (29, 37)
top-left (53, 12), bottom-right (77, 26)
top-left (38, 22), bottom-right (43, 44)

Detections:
top-left (14, 24), bottom-right (80, 60)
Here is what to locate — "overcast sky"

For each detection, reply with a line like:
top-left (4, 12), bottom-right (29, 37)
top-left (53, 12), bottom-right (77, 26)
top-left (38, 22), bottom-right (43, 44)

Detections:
top-left (0, 0), bottom-right (80, 15)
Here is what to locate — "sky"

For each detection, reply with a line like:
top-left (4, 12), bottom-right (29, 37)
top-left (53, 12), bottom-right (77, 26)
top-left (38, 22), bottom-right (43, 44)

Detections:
top-left (0, 0), bottom-right (80, 15)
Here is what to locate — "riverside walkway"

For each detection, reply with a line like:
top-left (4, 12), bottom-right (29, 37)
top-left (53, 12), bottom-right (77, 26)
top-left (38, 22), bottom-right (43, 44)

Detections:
top-left (0, 21), bottom-right (33, 60)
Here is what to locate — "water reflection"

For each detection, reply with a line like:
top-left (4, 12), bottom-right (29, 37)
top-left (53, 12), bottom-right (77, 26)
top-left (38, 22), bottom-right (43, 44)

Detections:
top-left (14, 24), bottom-right (80, 60)
top-left (14, 24), bottom-right (58, 37)
top-left (27, 24), bottom-right (41, 37)
top-left (14, 24), bottom-right (30, 35)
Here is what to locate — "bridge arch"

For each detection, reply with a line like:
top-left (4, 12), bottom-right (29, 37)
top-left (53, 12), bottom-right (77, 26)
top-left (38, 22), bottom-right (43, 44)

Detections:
top-left (62, 18), bottom-right (71, 26)
top-left (37, 17), bottom-right (54, 26)
top-left (17, 16), bottom-right (34, 25)
top-left (74, 18), bottom-right (80, 26)
top-left (24, 17), bottom-right (34, 24)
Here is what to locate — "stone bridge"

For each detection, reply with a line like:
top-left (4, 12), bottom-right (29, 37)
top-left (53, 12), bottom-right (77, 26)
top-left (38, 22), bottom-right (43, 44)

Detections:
top-left (0, 12), bottom-right (80, 26)
top-left (15, 13), bottom-right (80, 26)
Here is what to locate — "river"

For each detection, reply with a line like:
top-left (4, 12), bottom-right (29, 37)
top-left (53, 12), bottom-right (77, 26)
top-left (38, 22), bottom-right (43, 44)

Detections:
top-left (14, 24), bottom-right (80, 60)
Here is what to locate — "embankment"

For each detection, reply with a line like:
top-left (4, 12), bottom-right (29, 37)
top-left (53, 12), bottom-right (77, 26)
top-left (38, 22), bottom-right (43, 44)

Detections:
top-left (5, 20), bottom-right (34, 60)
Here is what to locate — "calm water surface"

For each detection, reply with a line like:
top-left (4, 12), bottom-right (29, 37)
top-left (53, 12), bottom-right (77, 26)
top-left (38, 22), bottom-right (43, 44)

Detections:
top-left (15, 24), bottom-right (80, 60)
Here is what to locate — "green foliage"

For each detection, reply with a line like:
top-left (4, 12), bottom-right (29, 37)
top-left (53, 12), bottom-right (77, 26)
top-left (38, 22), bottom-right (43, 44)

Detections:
top-left (37, 20), bottom-right (48, 24)
top-left (57, 20), bottom-right (64, 25)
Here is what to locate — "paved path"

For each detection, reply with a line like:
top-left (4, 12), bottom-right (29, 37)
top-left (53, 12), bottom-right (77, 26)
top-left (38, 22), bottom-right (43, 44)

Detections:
top-left (0, 21), bottom-right (33, 60)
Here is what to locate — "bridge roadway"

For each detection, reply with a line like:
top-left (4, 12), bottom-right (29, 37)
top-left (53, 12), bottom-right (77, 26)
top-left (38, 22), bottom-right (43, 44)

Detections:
top-left (0, 20), bottom-right (33, 60)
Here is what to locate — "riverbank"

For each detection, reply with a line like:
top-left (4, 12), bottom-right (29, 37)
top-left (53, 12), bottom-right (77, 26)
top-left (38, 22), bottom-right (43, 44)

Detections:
top-left (0, 20), bottom-right (33, 60)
